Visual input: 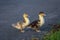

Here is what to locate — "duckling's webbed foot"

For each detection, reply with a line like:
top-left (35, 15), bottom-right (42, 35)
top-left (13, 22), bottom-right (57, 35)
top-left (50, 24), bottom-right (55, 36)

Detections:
top-left (34, 26), bottom-right (41, 32)
top-left (20, 29), bottom-right (25, 32)
top-left (35, 29), bottom-right (41, 32)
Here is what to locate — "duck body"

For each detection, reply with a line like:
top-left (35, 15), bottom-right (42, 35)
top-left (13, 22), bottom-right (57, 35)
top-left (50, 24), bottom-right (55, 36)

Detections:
top-left (27, 12), bottom-right (46, 32)
top-left (28, 20), bottom-right (40, 29)
top-left (27, 20), bottom-right (41, 32)
top-left (12, 13), bottom-right (30, 32)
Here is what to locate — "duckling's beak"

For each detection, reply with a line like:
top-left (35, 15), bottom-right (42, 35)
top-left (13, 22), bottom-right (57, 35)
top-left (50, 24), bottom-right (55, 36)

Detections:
top-left (44, 14), bottom-right (46, 16)
top-left (26, 15), bottom-right (30, 18)
top-left (28, 16), bottom-right (30, 17)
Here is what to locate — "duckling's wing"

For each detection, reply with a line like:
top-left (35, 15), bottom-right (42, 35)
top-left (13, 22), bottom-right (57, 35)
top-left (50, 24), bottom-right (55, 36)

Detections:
top-left (28, 20), bottom-right (39, 26)
top-left (27, 20), bottom-right (39, 28)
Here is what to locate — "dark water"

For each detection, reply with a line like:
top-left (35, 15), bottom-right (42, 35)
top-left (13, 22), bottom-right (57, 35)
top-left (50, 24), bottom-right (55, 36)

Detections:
top-left (0, 0), bottom-right (60, 40)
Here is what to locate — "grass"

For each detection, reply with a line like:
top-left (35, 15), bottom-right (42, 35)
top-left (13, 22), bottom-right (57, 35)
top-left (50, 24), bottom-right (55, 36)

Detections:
top-left (43, 27), bottom-right (60, 40)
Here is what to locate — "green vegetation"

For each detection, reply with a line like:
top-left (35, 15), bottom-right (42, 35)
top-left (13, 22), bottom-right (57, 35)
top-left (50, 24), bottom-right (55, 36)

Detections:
top-left (43, 24), bottom-right (60, 40)
top-left (44, 30), bottom-right (60, 40)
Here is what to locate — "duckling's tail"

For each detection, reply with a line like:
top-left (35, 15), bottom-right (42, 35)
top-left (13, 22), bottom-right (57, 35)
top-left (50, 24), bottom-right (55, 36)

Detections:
top-left (12, 22), bottom-right (21, 29)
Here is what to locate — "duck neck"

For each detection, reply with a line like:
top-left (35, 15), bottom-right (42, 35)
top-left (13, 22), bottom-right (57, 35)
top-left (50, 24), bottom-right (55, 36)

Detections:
top-left (39, 15), bottom-right (45, 26)
top-left (24, 17), bottom-right (30, 25)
